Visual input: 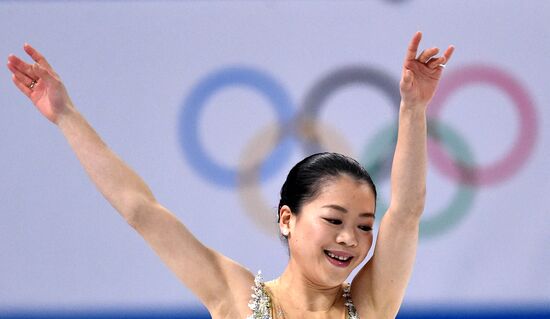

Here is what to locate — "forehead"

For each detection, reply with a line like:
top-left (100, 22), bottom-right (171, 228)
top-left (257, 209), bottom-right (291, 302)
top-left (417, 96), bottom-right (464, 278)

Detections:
top-left (309, 174), bottom-right (376, 211)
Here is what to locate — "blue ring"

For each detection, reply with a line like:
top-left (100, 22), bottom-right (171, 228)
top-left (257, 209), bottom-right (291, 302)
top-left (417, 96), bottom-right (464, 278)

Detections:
top-left (179, 66), bottom-right (294, 187)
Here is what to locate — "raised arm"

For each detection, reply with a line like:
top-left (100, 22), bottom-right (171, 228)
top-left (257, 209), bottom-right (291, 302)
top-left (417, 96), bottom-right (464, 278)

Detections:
top-left (7, 45), bottom-right (254, 316)
top-left (352, 32), bottom-right (454, 317)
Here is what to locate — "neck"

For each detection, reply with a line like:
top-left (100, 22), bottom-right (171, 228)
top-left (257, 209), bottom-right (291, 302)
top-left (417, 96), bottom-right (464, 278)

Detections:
top-left (269, 259), bottom-right (343, 313)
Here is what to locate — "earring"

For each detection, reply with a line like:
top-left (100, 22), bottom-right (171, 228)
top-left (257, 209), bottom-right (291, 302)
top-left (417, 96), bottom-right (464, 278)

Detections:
top-left (282, 228), bottom-right (289, 236)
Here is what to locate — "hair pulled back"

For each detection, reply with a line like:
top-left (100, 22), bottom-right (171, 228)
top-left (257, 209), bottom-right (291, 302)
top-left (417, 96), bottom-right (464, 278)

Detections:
top-left (278, 152), bottom-right (377, 222)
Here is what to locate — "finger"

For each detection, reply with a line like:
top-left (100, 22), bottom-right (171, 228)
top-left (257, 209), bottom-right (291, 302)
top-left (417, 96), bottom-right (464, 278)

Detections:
top-left (7, 54), bottom-right (37, 80)
top-left (7, 59), bottom-right (34, 81)
top-left (405, 31), bottom-right (422, 61)
top-left (443, 45), bottom-right (455, 64)
top-left (418, 47), bottom-right (440, 63)
top-left (427, 56), bottom-right (446, 69)
top-left (12, 74), bottom-right (32, 98)
top-left (9, 55), bottom-right (52, 85)
top-left (24, 43), bottom-right (54, 71)
top-left (9, 63), bottom-right (36, 87)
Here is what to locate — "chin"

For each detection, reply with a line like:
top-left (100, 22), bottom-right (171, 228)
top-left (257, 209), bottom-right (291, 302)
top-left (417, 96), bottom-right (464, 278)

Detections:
top-left (318, 261), bottom-right (356, 285)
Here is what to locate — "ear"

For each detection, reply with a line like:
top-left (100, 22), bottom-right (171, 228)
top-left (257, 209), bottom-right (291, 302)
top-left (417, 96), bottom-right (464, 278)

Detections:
top-left (278, 205), bottom-right (294, 238)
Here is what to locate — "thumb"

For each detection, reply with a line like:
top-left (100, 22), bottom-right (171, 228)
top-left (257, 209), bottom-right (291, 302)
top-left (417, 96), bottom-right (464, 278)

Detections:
top-left (401, 69), bottom-right (414, 90)
top-left (403, 69), bottom-right (413, 84)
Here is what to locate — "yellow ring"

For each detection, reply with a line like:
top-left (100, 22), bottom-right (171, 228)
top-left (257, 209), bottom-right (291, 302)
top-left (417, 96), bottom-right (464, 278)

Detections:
top-left (237, 120), bottom-right (354, 238)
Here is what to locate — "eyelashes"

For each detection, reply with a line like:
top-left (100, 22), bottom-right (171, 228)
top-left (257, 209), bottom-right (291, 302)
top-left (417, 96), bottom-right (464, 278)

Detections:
top-left (324, 218), bottom-right (342, 225)
top-left (323, 218), bottom-right (373, 232)
top-left (358, 225), bottom-right (373, 232)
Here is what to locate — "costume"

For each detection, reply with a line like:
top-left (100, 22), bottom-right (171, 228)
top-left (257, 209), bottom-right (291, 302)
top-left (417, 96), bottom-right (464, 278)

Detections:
top-left (247, 271), bottom-right (359, 319)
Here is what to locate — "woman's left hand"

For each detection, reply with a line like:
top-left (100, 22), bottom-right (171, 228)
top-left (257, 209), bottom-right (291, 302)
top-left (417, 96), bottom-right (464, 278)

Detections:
top-left (400, 31), bottom-right (454, 108)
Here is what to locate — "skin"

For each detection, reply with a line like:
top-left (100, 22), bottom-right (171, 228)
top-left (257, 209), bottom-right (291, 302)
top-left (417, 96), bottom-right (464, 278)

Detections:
top-left (7, 32), bottom-right (453, 318)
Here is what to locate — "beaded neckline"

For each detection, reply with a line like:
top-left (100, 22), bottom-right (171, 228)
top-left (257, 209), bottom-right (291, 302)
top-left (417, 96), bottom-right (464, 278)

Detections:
top-left (247, 271), bottom-right (359, 319)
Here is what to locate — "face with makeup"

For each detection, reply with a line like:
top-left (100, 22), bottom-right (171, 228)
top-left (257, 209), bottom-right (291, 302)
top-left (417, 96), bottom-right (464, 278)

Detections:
top-left (280, 173), bottom-right (376, 287)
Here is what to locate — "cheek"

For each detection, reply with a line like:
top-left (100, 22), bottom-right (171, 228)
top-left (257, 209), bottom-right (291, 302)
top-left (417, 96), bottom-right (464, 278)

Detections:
top-left (362, 234), bottom-right (374, 254)
top-left (294, 220), bottom-right (332, 248)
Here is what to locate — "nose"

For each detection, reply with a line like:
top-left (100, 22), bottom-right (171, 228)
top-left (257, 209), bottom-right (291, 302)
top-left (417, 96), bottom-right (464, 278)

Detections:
top-left (336, 227), bottom-right (358, 247)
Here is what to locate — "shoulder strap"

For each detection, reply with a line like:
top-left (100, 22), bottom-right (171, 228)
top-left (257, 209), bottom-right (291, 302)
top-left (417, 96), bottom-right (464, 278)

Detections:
top-left (343, 283), bottom-right (360, 319)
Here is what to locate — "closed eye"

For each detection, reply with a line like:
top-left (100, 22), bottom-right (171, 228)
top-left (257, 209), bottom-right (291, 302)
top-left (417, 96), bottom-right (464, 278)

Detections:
top-left (359, 225), bottom-right (373, 232)
top-left (323, 218), bottom-right (342, 225)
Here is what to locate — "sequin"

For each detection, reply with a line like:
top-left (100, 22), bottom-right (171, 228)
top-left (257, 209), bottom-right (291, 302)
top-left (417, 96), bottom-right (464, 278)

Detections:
top-left (247, 271), bottom-right (360, 319)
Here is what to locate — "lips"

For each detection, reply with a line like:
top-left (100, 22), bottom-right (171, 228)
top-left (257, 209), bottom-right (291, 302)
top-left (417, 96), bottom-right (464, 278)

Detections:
top-left (324, 250), bottom-right (354, 267)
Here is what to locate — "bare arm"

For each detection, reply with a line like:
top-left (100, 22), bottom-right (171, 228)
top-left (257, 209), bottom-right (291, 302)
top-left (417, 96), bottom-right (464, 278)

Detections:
top-left (7, 45), bottom-right (254, 315)
top-left (352, 32), bottom-right (454, 317)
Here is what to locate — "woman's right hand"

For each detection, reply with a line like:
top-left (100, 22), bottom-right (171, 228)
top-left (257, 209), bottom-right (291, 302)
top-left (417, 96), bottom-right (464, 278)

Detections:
top-left (7, 44), bottom-right (73, 124)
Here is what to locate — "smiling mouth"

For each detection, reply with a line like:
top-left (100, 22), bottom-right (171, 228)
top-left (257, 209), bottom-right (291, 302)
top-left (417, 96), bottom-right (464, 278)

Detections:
top-left (324, 250), bottom-right (353, 267)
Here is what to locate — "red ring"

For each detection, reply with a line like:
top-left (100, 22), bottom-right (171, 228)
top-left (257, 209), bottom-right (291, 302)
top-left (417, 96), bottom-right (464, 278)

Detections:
top-left (428, 65), bottom-right (537, 186)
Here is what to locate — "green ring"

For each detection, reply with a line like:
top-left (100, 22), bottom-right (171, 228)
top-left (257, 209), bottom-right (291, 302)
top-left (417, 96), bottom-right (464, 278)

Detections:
top-left (361, 121), bottom-right (476, 239)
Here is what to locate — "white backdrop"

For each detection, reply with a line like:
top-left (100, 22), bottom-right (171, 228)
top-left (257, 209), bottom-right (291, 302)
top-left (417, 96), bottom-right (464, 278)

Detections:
top-left (1, 0), bottom-right (549, 313)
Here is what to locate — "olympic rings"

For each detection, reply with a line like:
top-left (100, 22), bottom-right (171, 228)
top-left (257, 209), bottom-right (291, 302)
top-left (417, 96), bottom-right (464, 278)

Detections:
top-left (428, 65), bottom-right (538, 186)
top-left (179, 67), bottom-right (295, 187)
top-left (179, 63), bottom-right (538, 239)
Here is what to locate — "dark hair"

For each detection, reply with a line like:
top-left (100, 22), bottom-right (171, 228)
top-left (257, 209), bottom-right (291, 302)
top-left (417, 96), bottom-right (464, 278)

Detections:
top-left (278, 152), bottom-right (377, 224)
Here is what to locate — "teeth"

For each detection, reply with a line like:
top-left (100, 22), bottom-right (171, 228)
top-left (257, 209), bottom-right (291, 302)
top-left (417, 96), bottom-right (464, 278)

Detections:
top-left (327, 251), bottom-right (351, 261)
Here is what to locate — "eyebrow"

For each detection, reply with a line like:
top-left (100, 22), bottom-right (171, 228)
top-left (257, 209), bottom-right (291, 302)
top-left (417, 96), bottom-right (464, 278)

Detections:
top-left (322, 204), bottom-right (375, 219)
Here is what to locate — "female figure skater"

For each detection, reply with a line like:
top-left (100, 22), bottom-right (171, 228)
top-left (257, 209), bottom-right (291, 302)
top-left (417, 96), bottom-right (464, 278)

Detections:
top-left (7, 32), bottom-right (453, 318)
